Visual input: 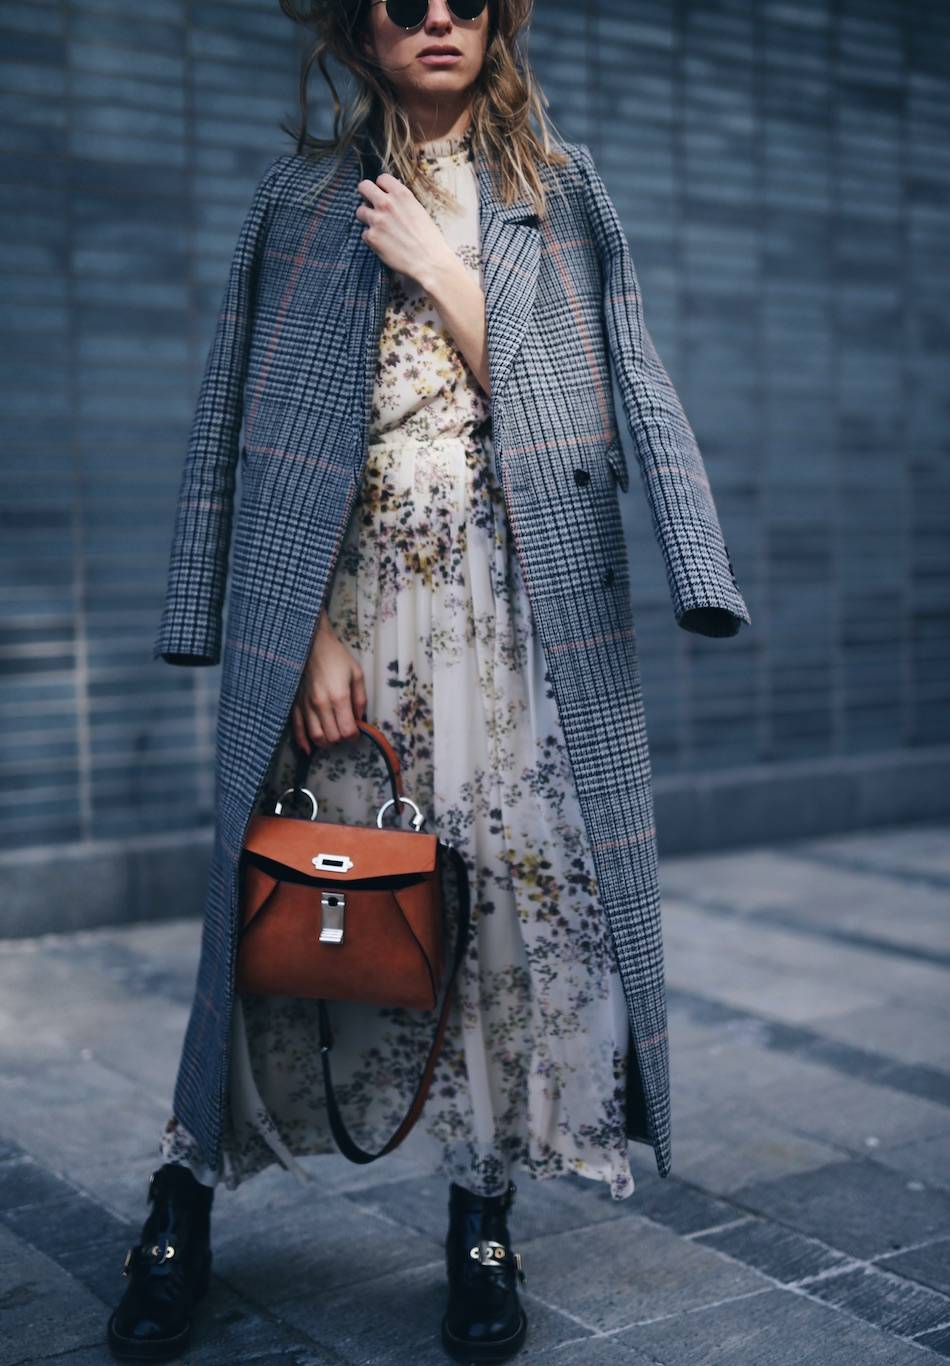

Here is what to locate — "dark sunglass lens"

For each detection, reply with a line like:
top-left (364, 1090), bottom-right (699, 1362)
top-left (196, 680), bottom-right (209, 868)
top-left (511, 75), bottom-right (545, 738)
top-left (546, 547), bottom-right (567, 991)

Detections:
top-left (386, 0), bottom-right (428, 26)
top-left (449, 0), bottom-right (486, 16)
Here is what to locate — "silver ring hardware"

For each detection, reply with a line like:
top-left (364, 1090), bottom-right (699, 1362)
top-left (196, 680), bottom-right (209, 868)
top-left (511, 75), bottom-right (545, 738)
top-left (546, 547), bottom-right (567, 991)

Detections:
top-left (376, 794), bottom-right (426, 831)
top-left (274, 785), bottom-right (319, 819)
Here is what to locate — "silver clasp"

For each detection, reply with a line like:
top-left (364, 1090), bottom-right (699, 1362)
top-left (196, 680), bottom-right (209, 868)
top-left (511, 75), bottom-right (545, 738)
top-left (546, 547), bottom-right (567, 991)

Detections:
top-left (319, 889), bottom-right (346, 943)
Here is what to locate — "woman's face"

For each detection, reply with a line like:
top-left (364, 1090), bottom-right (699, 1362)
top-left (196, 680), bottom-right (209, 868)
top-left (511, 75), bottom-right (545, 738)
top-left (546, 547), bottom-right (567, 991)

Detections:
top-left (361, 0), bottom-right (490, 123)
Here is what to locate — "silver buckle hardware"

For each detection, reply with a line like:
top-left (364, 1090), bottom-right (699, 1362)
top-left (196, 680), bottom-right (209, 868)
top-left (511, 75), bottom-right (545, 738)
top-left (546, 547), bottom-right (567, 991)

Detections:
top-left (468, 1239), bottom-right (526, 1282)
top-left (319, 889), bottom-right (346, 943)
top-left (122, 1241), bottom-right (176, 1276)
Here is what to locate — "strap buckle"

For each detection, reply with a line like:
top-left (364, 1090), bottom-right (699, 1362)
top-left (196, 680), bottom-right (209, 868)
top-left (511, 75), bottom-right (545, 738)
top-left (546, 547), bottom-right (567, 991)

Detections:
top-left (468, 1239), bottom-right (527, 1283)
top-left (121, 1240), bottom-right (177, 1276)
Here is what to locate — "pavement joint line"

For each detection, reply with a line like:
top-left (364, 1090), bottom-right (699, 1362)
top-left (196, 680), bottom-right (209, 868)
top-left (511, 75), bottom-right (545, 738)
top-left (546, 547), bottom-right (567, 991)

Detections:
top-left (666, 983), bottom-right (950, 1110)
top-left (518, 1285), bottom-right (606, 1334)
top-left (7, 1340), bottom-right (112, 1366)
top-left (637, 1173), bottom-right (950, 1331)
top-left (653, 1208), bottom-right (950, 1348)
top-left (340, 1188), bottom-right (446, 1238)
top-left (665, 885), bottom-right (950, 971)
top-left (582, 1285), bottom-right (776, 1335)
top-left (682, 1214), bottom-right (757, 1239)
top-left (874, 1233), bottom-right (950, 1264)
top-left (792, 1259), bottom-right (865, 1287)
top-left (544, 1333), bottom-right (665, 1366)
top-left (911, 1318), bottom-right (950, 1342)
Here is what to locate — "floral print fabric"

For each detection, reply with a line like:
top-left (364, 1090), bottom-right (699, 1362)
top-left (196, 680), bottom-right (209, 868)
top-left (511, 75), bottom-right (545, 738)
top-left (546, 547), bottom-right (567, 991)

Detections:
top-left (160, 128), bottom-right (636, 1201)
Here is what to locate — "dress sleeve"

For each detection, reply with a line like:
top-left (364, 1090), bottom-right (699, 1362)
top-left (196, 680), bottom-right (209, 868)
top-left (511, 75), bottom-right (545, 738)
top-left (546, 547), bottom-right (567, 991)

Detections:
top-left (575, 142), bottom-right (751, 639)
top-left (153, 155), bottom-right (285, 667)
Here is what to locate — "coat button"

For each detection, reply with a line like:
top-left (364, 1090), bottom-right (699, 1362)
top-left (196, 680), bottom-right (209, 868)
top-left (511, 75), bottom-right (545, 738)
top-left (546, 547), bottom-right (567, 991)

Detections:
top-left (573, 468), bottom-right (590, 486)
top-left (602, 566), bottom-right (615, 587)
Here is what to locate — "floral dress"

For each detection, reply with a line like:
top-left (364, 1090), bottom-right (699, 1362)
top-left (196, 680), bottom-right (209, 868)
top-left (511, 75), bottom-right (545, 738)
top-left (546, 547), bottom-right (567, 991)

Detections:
top-left (160, 127), bottom-right (636, 1202)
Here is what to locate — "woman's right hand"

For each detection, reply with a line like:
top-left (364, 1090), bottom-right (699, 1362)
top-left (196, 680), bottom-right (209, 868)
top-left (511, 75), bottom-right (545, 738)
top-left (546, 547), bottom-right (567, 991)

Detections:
top-left (290, 609), bottom-right (368, 753)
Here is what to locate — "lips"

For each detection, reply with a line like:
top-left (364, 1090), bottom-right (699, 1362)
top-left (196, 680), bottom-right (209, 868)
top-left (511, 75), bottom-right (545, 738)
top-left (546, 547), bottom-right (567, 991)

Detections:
top-left (418, 46), bottom-right (461, 56)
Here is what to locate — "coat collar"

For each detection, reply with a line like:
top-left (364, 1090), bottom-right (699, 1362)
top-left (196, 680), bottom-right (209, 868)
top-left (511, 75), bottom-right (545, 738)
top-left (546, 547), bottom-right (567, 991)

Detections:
top-left (330, 135), bottom-right (542, 401)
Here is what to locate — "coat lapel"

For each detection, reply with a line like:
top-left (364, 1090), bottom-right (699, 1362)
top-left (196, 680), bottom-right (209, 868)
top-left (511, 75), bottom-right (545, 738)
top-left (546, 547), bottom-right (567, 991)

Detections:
top-left (338, 138), bottom-right (542, 404)
top-left (473, 147), bottom-right (541, 399)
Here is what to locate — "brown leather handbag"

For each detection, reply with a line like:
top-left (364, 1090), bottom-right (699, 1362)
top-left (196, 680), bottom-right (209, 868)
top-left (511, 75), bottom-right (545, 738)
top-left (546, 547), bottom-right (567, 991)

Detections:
top-left (235, 717), bottom-right (471, 1164)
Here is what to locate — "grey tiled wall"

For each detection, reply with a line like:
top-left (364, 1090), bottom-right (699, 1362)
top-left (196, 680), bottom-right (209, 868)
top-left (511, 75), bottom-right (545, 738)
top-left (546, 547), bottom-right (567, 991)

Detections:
top-left (1, 1), bottom-right (948, 931)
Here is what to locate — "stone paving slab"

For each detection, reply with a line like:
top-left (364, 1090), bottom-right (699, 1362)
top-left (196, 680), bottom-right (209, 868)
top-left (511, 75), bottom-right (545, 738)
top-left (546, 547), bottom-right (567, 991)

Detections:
top-left (0, 1220), bottom-right (107, 1365)
top-left (807, 999), bottom-right (950, 1069)
top-left (212, 1184), bottom-right (445, 1303)
top-left (251, 1255), bottom-right (597, 1366)
top-left (668, 1105), bottom-right (846, 1194)
top-left (345, 1168), bottom-right (636, 1246)
top-left (515, 1213), bottom-right (770, 1331)
top-left (664, 901), bottom-right (950, 1022)
top-left (873, 1131), bottom-right (950, 1188)
top-left (729, 1157), bottom-right (950, 1261)
top-left (782, 824), bottom-right (950, 885)
top-left (1, 820), bottom-right (948, 1363)
top-left (613, 1283), bottom-right (940, 1365)
top-left (877, 1237), bottom-right (950, 1298)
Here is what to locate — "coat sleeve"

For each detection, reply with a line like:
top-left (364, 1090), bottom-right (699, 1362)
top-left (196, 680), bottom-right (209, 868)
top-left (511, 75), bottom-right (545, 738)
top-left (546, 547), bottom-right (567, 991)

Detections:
top-left (152, 156), bottom-right (284, 666)
top-left (575, 143), bottom-right (752, 639)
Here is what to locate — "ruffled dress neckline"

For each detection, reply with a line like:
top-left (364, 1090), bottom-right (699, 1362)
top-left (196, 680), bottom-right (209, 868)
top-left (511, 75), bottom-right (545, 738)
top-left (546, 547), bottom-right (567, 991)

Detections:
top-left (416, 126), bottom-right (474, 159)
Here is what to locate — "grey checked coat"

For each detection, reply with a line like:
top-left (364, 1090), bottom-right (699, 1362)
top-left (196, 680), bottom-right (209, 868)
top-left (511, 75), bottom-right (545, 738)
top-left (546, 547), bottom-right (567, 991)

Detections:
top-left (154, 134), bottom-right (751, 1182)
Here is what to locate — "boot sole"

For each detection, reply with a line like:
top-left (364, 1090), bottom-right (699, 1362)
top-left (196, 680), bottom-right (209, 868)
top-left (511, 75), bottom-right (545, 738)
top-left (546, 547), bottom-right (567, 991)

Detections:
top-left (105, 1253), bottom-right (212, 1361)
top-left (440, 1306), bottom-right (528, 1362)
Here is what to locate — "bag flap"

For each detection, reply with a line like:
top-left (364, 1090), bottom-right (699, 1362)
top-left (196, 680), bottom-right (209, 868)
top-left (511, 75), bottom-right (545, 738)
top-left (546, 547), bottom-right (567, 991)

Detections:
top-left (243, 813), bottom-right (438, 880)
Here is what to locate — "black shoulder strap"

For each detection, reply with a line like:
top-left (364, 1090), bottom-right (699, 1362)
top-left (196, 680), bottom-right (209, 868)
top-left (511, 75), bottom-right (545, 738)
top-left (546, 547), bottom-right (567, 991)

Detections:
top-left (315, 839), bottom-right (471, 1163)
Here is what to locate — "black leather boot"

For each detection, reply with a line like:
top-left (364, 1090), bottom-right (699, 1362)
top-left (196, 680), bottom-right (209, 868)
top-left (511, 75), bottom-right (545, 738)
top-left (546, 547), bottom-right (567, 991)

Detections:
top-left (106, 1163), bottom-right (214, 1360)
top-left (441, 1178), bottom-right (527, 1362)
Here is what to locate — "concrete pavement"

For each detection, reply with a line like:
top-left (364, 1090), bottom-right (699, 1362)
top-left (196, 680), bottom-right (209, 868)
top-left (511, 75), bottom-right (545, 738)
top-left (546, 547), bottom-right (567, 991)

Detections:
top-left (1, 821), bottom-right (948, 1363)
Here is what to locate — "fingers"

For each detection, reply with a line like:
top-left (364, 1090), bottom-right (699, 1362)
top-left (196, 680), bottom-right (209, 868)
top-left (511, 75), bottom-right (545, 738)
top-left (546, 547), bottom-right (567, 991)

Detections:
top-left (290, 701), bottom-right (310, 755)
top-left (294, 640), bottom-right (367, 753)
top-left (300, 692), bottom-right (333, 749)
top-left (300, 688), bottom-right (361, 750)
top-left (356, 175), bottom-right (395, 209)
top-left (329, 684), bottom-right (363, 742)
top-left (351, 672), bottom-right (368, 724)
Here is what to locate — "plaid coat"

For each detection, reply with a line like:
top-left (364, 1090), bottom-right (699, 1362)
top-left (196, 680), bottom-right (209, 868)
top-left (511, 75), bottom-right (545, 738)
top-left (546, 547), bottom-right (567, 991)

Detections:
top-left (154, 135), bottom-right (751, 1182)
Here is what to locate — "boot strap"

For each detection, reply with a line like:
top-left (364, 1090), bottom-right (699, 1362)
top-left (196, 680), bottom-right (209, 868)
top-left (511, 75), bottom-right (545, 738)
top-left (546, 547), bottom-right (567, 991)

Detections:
top-left (468, 1239), bottom-right (526, 1283)
top-left (122, 1240), bottom-right (177, 1276)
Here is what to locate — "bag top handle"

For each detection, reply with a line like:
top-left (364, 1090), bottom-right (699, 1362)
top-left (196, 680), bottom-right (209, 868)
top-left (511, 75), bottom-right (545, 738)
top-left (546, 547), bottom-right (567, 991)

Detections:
top-left (293, 716), bottom-right (405, 805)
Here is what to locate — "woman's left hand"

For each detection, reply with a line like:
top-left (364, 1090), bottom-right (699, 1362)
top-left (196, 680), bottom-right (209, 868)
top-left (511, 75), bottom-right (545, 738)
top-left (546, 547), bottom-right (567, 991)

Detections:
top-left (356, 173), bottom-right (455, 283)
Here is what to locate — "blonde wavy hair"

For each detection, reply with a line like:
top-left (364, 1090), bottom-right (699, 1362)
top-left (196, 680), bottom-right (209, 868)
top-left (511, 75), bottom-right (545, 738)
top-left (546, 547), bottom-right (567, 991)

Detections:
top-left (277, 0), bottom-right (572, 218)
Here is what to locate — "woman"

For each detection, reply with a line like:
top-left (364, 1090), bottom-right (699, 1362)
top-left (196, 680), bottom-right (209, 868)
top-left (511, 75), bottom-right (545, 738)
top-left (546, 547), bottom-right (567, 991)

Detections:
top-left (107, 0), bottom-right (751, 1360)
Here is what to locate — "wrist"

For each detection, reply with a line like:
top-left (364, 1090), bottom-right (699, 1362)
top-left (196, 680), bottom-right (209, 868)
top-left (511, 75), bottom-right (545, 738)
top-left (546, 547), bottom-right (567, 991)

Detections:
top-left (417, 248), bottom-right (464, 301)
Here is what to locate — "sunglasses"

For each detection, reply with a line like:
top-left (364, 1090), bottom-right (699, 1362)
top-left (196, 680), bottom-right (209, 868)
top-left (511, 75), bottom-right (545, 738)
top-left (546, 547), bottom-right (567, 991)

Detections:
top-left (369, 0), bottom-right (487, 31)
